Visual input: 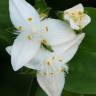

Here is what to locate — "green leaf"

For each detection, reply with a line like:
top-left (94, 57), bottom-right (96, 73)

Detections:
top-left (35, 0), bottom-right (51, 19)
top-left (57, 11), bottom-right (64, 20)
top-left (35, 0), bottom-right (48, 12)
top-left (17, 67), bottom-right (36, 77)
top-left (35, 86), bottom-right (47, 96)
top-left (64, 7), bottom-right (96, 94)
top-left (0, 0), bottom-right (15, 48)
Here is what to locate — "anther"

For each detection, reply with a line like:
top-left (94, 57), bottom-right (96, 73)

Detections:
top-left (45, 26), bottom-right (48, 32)
top-left (27, 35), bottom-right (32, 40)
top-left (18, 26), bottom-right (23, 30)
top-left (28, 17), bottom-right (32, 22)
top-left (60, 68), bottom-right (65, 72)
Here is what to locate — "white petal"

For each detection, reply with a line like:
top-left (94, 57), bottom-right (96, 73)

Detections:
top-left (80, 14), bottom-right (91, 29)
top-left (5, 46), bottom-right (41, 71)
top-left (41, 18), bottom-right (76, 46)
top-left (25, 33), bottom-right (85, 70)
top-left (69, 14), bottom-right (91, 30)
top-left (25, 48), bottom-right (50, 70)
top-left (64, 4), bottom-right (91, 30)
top-left (11, 31), bottom-right (40, 71)
top-left (53, 33), bottom-right (85, 63)
top-left (37, 72), bottom-right (65, 96)
top-left (64, 3), bottom-right (84, 14)
top-left (6, 46), bottom-right (12, 55)
top-left (25, 48), bottom-right (69, 74)
top-left (9, 0), bottom-right (41, 32)
top-left (69, 20), bottom-right (80, 30)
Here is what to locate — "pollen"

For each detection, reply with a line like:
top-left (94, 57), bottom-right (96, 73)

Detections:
top-left (78, 11), bottom-right (83, 15)
top-left (42, 39), bottom-right (48, 44)
top-left (45, 26), bottom-right (48, 32)
top-left (18, 26), bottom-right (23, 30)
top-left (47, 61), bottom-right (52, 66)
top-left (28, 17), bottom-right (32, 22)
top-left (59, 59), bottom-right (63, 62)
top-left (52, 56), bottom-right (55, 60)
top-left (71, 13), bottom-right (75, 16)
top-left (49, 73), bottom-right (54, 75)
top-left (46, 58), bottom-right (53, 66)
top-left (60, 67), bottom-right (65, 72)
top-left (27, 35), bottom-right (32, 40)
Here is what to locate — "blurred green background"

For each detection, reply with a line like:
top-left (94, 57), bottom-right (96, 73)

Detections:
top-left (0, 0), bottom-right (96, 96)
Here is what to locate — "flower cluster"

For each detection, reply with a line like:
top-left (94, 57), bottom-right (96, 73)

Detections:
top-left (6, 0), bottom-right (91, 96)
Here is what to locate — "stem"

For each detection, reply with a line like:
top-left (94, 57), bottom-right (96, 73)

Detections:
top-left (26, 77), bottom-right (34, 96)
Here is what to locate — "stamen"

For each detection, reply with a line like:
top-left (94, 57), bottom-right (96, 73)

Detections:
top-left (59, 59), bottom-right (63, 62)
top-left (52, 56), bottom-right (55, 60)
top-left (18, 26), bottom-right (23, 30)
top-left (42, 39), bottom-right (48, 44)
top-left (49, 73), bottom-right (54, 75)
top-left (60, 67), bottom-right (65, 72)
top-left (78, 11), bottom-right (83, 15)
top-left (27, 35), bottom-right (32, 40)
top-left (47, 61), bottom-right (52, 66)
top-left (28, 17), bottom-right (32, 22)
top-left (45, 58), bottom-right (53, 66)
top-left (45, 26), bottom-right (48, 32)
top-left (71, 13), bottom-right (75, 16)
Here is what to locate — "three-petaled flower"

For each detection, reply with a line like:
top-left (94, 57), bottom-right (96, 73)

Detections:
top-left (6, 0), bottom-right (86, 96)
top-left (64, 3), bottom-right (91, 30)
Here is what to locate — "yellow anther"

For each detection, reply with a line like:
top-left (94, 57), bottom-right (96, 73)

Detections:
top-left (71, 13), bottom-right (75, 16)
top-left (49, 73), bottom-right (54, 75)
top-left (18, 26), bottom-right (23, 30)
top-left (46, 58), bottom-right (53, 66)
top-left (60, 67), bottom-right (65, 72)
top-left (42, 39), bottom-right (48, 44)
top-left (27, 35), bottom-right (32, 40)
top-left (45, 26), bottom-right (48, 32)
top-left (47, 61), bottom-right (52, 66)
top-left (52, 56), bottom-right (55, 60)
top-left (28, 17), bottom-right (32, 22)
top-left (78, 11), bottom-right (83, 15)
top-left (59, 59), bottom-right (63, 62)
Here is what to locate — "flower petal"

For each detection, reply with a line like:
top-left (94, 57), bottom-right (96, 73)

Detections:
top-left (6, 46), bottom-right (12, 55)
top-left (53, 33), bottom-right (85, 63)
top-left (11, 31), bottom-right (40, 71)
top-left (64, 4), bottom-right (91, 30)
top-left (41, 18), bottom-right (76, 46)
top-left (25, 33), bottom-right (85, 70)
top-left (37, 72), bottom-right (65, 96)
top-left (68, 14), bottom-right (91, 30)
top-left (25, 48), bottom-right (50, 70)
top-left (79, 14), bottom-right (91, 29)
top-left (64, 3), bottom-right (84, 14)
top-left (9, 0), bottom-right (41, 32)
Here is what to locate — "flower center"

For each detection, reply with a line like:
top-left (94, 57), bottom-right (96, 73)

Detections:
top-left (42, 55), bottom-right (68, 76)
top-left (41, 39), bottom-right (54, 52)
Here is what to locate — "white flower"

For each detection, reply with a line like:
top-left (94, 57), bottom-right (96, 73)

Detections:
top-left (6, 0), bottom-right (85, 96)
top-left (64, 3), bottom-right (91, 30)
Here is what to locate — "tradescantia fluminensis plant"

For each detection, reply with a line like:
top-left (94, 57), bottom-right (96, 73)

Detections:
top-left (5, 0), bottom-right (91, 96)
